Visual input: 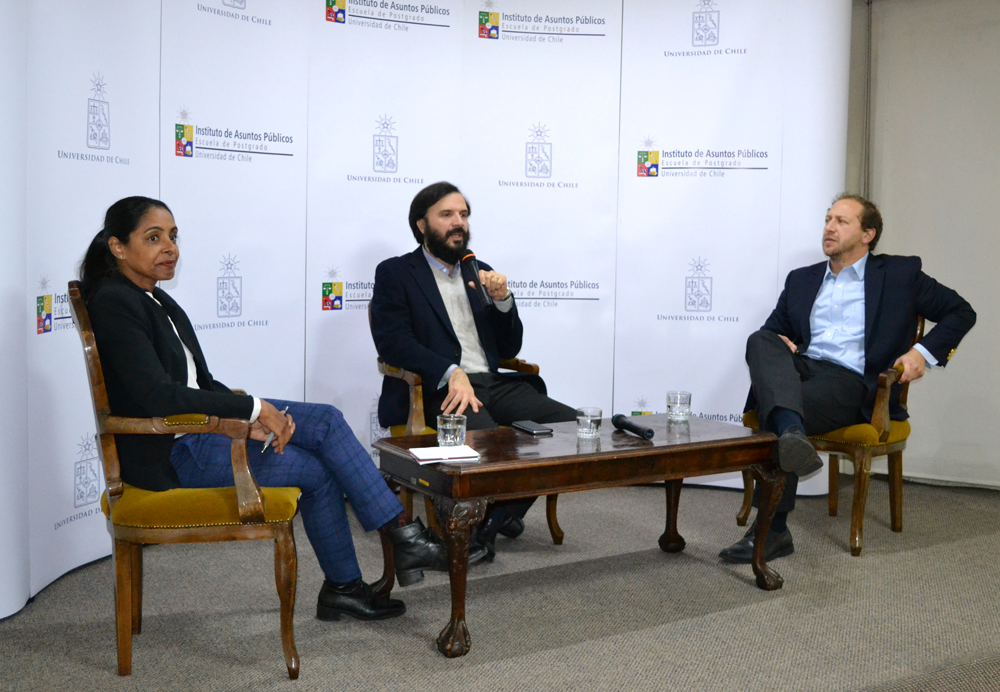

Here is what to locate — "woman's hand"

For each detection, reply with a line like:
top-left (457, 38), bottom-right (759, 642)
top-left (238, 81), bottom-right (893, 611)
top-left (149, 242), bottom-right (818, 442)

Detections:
top-left (253, 400), bottom-right (296, 454)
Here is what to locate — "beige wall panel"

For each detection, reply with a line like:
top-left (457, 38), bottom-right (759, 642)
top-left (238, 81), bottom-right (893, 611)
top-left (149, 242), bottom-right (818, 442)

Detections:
top-left (862, 0), bottom-right (1000, 484)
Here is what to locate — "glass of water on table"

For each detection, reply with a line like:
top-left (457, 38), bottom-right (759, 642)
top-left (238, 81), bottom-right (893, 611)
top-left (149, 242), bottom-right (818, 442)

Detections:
top-left (666, 391), bottom-right (692, 421)
top-left (576, 407), bottom-right (602, 439)
top-left (437, 414), bottom-right (467, 446)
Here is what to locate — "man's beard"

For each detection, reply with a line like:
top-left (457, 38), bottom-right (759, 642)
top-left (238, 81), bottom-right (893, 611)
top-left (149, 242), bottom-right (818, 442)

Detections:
top-left (425, 224), bottom-right (471, 266)
top-left (823, 236), bottom-right (858, 262)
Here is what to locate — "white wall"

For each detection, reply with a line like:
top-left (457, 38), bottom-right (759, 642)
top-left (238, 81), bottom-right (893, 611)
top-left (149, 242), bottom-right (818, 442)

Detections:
top-left (0, 0), bottom-right (30, 617)
top-left (852, 0), bottom-right (1000, 485)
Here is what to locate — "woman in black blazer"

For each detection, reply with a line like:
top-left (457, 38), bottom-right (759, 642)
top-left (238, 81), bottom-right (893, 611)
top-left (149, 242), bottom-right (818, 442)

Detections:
top-left (81, 196), bottom-right (468, 621)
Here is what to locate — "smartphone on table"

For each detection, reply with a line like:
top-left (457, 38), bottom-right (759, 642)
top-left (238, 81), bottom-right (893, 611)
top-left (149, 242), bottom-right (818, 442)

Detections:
top-left (511, 420), bottom-right (553, 436)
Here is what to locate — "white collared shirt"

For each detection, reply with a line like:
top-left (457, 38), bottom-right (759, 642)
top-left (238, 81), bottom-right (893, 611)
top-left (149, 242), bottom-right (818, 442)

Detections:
top-left (422, 248), bottom-right (514, 388)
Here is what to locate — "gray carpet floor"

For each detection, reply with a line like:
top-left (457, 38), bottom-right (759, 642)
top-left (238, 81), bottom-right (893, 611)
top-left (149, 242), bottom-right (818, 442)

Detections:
top-left (3, 478), bottom-right (1000, 692)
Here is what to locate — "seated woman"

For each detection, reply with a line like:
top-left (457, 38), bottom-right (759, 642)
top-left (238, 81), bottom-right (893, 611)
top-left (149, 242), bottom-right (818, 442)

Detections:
top-left (80, 196), bottom-right (480, 621)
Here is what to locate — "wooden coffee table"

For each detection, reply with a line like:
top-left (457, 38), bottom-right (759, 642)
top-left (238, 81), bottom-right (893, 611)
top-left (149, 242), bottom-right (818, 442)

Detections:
top-left (374, 415), bottom-right (783, 657)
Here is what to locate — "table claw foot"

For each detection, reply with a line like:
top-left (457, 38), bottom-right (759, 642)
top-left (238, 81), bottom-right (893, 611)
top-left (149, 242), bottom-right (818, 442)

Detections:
top-left (436, 618), bottom-right (472, 657)
top-left (754, 563), bottom-right (784, 591)
top-left (658, 533), bottom-right (686, 553)
top-left (432, 497), bottom-right (488, 658)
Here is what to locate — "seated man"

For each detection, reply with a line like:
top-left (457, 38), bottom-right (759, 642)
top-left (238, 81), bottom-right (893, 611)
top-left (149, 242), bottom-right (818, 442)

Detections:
top-left (370, 181), bottom-right (577, 559)
top-left (720, 193), bottom-right (976, 563)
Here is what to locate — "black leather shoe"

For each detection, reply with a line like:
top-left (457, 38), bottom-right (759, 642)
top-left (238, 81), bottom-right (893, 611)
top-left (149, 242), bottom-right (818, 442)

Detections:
top-left (497, 515), bottom-right (525, 539)
top-left (316, 579), bottom-right (405, 621)
top-left (388, 518), bottom-right (448, 586)
top-left (719, 525), bottom-right (794, 564)
top-left (778, 428), bottom-right (823, 477)
top-left (387, 518), bottom-right (487, 586)
top-left (470, 512), bottom-right (503, 561)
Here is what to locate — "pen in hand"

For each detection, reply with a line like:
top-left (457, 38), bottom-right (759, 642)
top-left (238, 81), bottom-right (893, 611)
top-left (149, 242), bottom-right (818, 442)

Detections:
top-left (261, 406), bottom-right (290, 453)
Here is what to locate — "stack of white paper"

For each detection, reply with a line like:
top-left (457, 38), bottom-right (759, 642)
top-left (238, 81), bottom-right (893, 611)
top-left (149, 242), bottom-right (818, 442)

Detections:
top-left (408, 445), bottom-right (481, 464)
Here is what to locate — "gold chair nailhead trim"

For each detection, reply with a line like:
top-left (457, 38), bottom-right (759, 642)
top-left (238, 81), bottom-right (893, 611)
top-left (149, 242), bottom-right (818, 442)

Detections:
top-left (113, 519), bottom-right (292, 529)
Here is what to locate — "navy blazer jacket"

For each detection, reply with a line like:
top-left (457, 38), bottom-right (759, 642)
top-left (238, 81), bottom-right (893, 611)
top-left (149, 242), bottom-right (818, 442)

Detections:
top-left (370, 246), bottom-right (523, 427)
top-left (747, 254), bottom-right (976, 422)
top-left (88, 273), bottom-right (255, 491)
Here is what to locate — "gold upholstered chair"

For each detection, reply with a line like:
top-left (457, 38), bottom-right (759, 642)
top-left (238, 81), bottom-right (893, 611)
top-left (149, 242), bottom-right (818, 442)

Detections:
top-left (69, 281), bottom-right (301, 678)
top-left (738, 317), bottom-right (925, 556)
top-left (369, 304), bottom-right (565, 544)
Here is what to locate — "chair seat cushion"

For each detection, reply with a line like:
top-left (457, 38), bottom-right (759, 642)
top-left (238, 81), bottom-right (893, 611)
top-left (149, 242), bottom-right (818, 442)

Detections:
top-left (812, 421), bottom-right (910, 446)
top-left (101, 484), bottom-right (300, 528)
top-left (741, 411), bottom-right (910, 446)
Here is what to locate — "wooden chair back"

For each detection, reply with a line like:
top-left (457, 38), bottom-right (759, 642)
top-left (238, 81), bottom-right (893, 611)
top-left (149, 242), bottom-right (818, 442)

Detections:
top-left (69, 280), bottom-right (120, 491)
top-left (898, 316), bottom-right (926, 409)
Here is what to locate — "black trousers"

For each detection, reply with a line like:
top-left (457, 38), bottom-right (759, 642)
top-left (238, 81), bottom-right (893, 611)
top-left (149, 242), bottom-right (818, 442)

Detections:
top-left (425, 371), bottom-right (578, 520)
top-left (746, 330), bottom-right (866, 513)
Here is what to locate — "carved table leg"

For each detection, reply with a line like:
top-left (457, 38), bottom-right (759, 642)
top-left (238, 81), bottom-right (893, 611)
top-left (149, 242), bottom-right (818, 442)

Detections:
top-left (658, 479), bottom-right (686, 553)
top-left (546, 494), bottom-right (564, 545)
top-left (433, 498), bottom-right (488, 658)
top-left (750, 464), bottom-right (786, 591)
top-left (736, 470), bottom-right (754, 526)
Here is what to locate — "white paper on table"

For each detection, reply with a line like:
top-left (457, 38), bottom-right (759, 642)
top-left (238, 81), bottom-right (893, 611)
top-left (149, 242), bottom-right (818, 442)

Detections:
top-left (408, 445), bottom-right (481, 464)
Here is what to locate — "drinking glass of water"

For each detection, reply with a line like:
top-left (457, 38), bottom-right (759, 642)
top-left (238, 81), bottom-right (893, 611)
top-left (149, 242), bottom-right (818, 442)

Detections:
top-left (576, 407), bottom-right (602, 439)
top-left (666, 391), bottom-right (692, 421)
top-left (437, 414), bottom-right (467, 446)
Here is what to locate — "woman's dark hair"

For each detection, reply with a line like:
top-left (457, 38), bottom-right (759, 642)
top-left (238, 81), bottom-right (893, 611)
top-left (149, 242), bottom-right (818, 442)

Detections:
top-left (79, 196), bottom-right (172, 302)
top-left (408, 181), bottom-right (469, 244)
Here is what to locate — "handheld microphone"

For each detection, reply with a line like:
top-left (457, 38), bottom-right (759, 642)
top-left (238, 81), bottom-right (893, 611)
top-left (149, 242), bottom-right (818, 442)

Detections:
top-left (612, 414), bottom-right (655, 440)
top-left (461, 252), bottom-right (494, 309)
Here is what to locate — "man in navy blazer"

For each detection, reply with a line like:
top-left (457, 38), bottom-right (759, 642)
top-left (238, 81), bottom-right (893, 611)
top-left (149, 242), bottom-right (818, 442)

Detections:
top-left (370, 181), bottom-right (576, 559)
top-left (720, 194), bottom-right (976, 564)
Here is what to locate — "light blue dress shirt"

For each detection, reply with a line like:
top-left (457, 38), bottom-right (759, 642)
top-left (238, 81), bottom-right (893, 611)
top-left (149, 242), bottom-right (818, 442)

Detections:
top-left (803, 252), bottom-right (934, 374)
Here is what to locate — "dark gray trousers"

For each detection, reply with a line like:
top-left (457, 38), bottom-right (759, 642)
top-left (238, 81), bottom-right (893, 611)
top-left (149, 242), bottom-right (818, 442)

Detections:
top-left (746, 330), bottom-right (866, 513)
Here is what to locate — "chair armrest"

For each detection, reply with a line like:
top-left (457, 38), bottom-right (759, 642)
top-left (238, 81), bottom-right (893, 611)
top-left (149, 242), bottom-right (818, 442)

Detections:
top-left (99, 414), bottom-right (265, 524)
top-left (870, 365), bottom-right (903, 443)
top-left (498, 358), bottom-right (540, 375)
top-left (377, 357), bottom-right (423, 386)
top-left (101, 414), bottom-right (227, 435)
top-left (375, 359), bottom-right (428, 435)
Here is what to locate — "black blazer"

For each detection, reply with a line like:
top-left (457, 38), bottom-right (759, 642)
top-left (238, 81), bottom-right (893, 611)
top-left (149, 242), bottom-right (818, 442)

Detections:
top-left (747, 254), bottom-right (976, 421)
top-left (88, 273), bottom-right (255, 491)
top-left (370, 246), bottom-right (523, 427)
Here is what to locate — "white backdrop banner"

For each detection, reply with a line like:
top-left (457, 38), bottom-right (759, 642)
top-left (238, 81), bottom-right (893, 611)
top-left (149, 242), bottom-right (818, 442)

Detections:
top-left (456, 0), bottom-right (623, 421)
top-left (25, 0), bottom-right (161, 595)
top-left (158, 0), bottom-right (309, 402)
top-left (304, 0), bottom-right (466, 456)
top-left (614, 0), bottom-right (851, 493)
top-left (5, 0), bottom-right (852, 617)
top-left (0, 0), bottom-right (30, 619)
